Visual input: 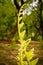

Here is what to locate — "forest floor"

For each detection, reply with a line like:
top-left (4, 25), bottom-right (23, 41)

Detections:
top-left (0, 41), bottom-right (43, 65)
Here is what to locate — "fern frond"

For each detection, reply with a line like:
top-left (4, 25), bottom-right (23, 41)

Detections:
top-left (18, 4), bottom-right (26, 40)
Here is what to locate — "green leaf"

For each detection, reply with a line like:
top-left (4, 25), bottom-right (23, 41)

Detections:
top-left (18, 17), bottom-right (22, 23)
top-left (18, 53), bottom-right (25, 60)
top-left (23, 61), bottom-right (28, 65)
top-left (24, 39), bottom-right (31, 50)
top-left (20, 30), bottom-right (25, 40)
top-left (19, 22), bottom-right (24, 29)
top-left (25, 48), bottom-right (34, 61)
top-left (20, 8), bottom-right (23, 12)
top-left (19, 13), bottom-right (22, 16)
top-left (29, 58), bottom-right (38, 65)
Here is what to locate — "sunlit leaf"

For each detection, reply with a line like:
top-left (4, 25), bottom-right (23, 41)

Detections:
top-left (25, 48), bottom-right (34, 61)
top-left (20, 30), bottom-right (26, 40)
top-left (19, 22), bottom-right (24, 29)
top-left (29, 58), bottom-right (38, 65)
top-left (24, 39), bottom-right (31, 50)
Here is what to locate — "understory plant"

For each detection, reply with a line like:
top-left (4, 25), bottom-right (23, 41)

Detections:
top-left (17, 4), bottom-right (38, 65)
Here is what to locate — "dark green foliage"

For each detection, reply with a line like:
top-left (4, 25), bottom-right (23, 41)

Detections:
top-left (0, 0), bottom-right (17, 39)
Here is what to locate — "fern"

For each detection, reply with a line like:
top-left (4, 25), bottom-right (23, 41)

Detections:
top-left (17, 3), bottom-right (38, 65)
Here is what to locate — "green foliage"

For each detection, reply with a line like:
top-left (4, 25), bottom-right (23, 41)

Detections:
top-left (0, 0), bottom-right (17, 38)
top-left (29, 58), bottom-right (38, 65)
top-left (0, 0), bottom-right (42, 41)
top-left (22, 6), bottom-right (41, 41)
top-left (17, 4), bottom-right (38, 65)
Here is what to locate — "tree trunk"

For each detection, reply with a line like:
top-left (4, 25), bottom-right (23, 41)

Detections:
top-left (6, 0), bottom-right (25, 42)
